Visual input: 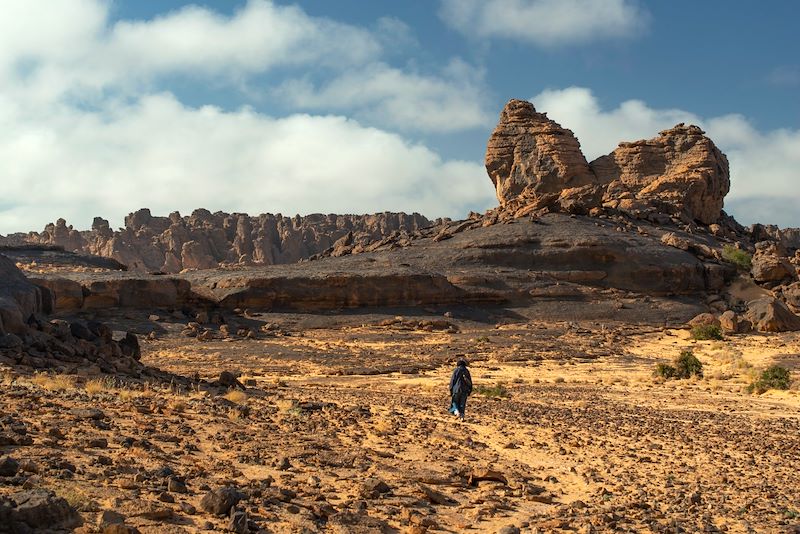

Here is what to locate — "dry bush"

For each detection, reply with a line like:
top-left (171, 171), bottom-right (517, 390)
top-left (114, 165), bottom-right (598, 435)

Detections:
top-left (31, 373), bottom-right (74, 391)
top-left (224, 390), bottom-right (248, 404)
top-left (85, 377), bottom-right (115, 395)
top-left (167, 399), bottom-right (187, 413)
top-left (371, 415), bottom-right (395, 436)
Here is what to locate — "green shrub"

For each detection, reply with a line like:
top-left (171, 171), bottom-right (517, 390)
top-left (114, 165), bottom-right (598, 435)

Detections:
top-left (674, 349), bottom-right (703, 378)
top-left (654, 363), bottom-right (676, 379)
top-left (656, 350), bottom-right (703, 380)
top-left (722, 245), bottom-right (752, 271)
top-left (691, 324), bottom-right (724, 341)
top-left (476, 383), bottom-right (509, 398)
top-left (747, 365), bottom-right (791, 394)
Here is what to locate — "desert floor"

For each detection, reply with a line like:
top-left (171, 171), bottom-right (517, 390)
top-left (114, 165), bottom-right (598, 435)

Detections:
top-left (2, 308), bottom-right (800, 533)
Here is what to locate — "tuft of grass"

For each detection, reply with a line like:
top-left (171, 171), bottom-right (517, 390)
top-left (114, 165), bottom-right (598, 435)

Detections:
top-left (747, 365), bottom-right (792, 394)
top-left (31, 373), bottom-right (74, 391)
top-left (85, 377), bottom-right (115, 395)
top-left (691, 324), bottom-right (723, 341)
top-left (476, 383), bottom-right (509, 398)
top-left (654, 350), bottom-right (703, 380)
top-left (223, 390), bottom-right (248, 404)
top-left (721, 245), bottom-right (752, 271)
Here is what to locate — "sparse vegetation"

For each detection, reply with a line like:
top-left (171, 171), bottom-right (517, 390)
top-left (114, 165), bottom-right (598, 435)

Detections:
top-left (747, 365), bottom-right (792, 394)
top-left (31, 373), bottom-right (74, 391)
top-left (654, 349), bottom-right (703, 380)
top-left (223, 389), bottom-right (248, 403)
top-left (476, 383), bottom-right (509, 398)
top-left (722, 245), bottom-right (752, 271)
top-left (85, 377), bottom-right (115, 395)
top-left (654, 363), bottom-right (676, 379)
top-left (691, 324), bottom-right (723, 341)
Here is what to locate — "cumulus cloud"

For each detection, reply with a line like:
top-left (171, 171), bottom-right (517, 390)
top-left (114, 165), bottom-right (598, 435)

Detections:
top-left (0, 94), bottom-right (492, 233)
top-left (274, 60), bottom-right (492, 133)
top-left (0, 0), bottom-right (498, 233)
top-left (0, 0), bottom-right (490, 131)
top-left (439, 0), bottom-right (648, 46)
top-left (530, 87), bottom-right (800, 227)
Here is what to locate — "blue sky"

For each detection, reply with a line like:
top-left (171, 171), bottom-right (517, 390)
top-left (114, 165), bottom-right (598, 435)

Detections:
top-left (1, 0), bottom-right (798, 232)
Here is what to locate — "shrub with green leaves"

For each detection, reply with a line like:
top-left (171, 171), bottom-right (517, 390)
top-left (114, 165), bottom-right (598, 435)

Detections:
top-left (674, 349), bottom-right (703, 378)
top-left (747, 365), bottom-right (792, 394)
top-left (722, 245), bottom-right (752, 271)
top-left (691, 324), bottom-right (724, 341)
top-left (654, 363), bottom-right (676, 379)
top-left (655, 349), bottom-right (703, 380)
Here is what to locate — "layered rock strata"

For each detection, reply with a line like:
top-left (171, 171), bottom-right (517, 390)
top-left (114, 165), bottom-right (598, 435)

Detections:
top-left (0, 254), bottom-right (146, 374)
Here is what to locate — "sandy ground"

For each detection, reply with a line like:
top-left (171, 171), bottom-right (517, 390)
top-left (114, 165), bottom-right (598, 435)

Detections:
top-left (2, 310), bottom-right (800, 533)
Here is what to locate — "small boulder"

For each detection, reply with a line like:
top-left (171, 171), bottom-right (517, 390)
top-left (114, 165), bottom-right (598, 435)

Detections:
top-left (361, 478), bottom-right (391, 498)
top-left (744, 298), bottom-right (800, 332)
top-left (687, 313), bottom-right (719, 328)
top-left (199, 486), bottom-right (244, 516)
top-left (0, 456), bottom-right (20, 477)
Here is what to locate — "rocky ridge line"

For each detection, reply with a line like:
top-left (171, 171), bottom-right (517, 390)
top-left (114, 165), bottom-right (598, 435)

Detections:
top-left (13, 209), bottom-right (438, 273)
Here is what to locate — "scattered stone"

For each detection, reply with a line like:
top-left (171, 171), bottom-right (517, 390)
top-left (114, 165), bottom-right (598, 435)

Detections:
top-left (200, 486), bottom-right (245, 516)
top-left (361, 478), bottom-right (391, 498)
top-left (0, 456), bottom-right (20, 477)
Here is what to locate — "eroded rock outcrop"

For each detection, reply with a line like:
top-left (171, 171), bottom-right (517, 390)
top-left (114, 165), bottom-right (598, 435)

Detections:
top-left (485, 99), bottom-right (595, 206)
top-left (486, 100), bottom-right (731, 224)
top-left (28, 209), bottom-right (436, 273)
top-left (0, 254), bottom-right (148, 374)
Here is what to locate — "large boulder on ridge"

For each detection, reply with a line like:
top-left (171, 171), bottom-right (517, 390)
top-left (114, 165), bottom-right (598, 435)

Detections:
top-left (485, 100), bottom-right (731, 225)
top-left (485, 99), bottom-right (596, 206)
top-left (593, 124), bottom-right (730, 224)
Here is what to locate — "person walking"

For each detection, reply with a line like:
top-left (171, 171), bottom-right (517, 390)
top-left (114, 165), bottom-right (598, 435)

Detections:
top-left (448, 358), bottom-right (472, 421)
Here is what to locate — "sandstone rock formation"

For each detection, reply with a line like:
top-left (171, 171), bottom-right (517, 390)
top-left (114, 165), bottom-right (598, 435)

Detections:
top-left (485, 99), bottom-right (595, 205)
top-left (744, 297), bottom-right (800, 332)
top-left (486, 100), bottom-right (730, 224)
top-left (751, 241), bottom-right (795, 284)
top-left (27, 209), bottom-right (436, 273)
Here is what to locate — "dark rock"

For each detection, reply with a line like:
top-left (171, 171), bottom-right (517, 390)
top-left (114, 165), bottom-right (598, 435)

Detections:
top-left (0, 490), bottom-right (82, 531)
top-left (199, 486), bottom-right (245, 516)
top-left (228, 508), bottom-right (249, 534)
top-left (0, 456), bottom-right (20, 477)
top-left (745, 298), bottom-right (800, 332)
top-left (362, 478), bottom-right (391, 498)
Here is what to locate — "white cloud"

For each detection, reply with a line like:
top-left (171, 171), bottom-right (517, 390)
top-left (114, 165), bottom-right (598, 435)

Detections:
top-left (530, 87), bottom-right (800, 227)
top-left (274, 60), bottom-right (492, 132)
top-left (439, 0), bottom-right (648, 46)
top-left (0, 0), bottom-right (500, 233)
top-left (0, 0), bottom-right (489, 134)
top-left (0, 94), bottom-right (493, 233)
top-left (0, 0), bottom-right (381, 100)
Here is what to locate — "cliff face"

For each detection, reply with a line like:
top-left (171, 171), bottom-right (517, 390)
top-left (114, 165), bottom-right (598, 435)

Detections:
top-left (27, 210), bottom-right (437, 272)
top-left (485, 100), bottom-right (731, 225)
